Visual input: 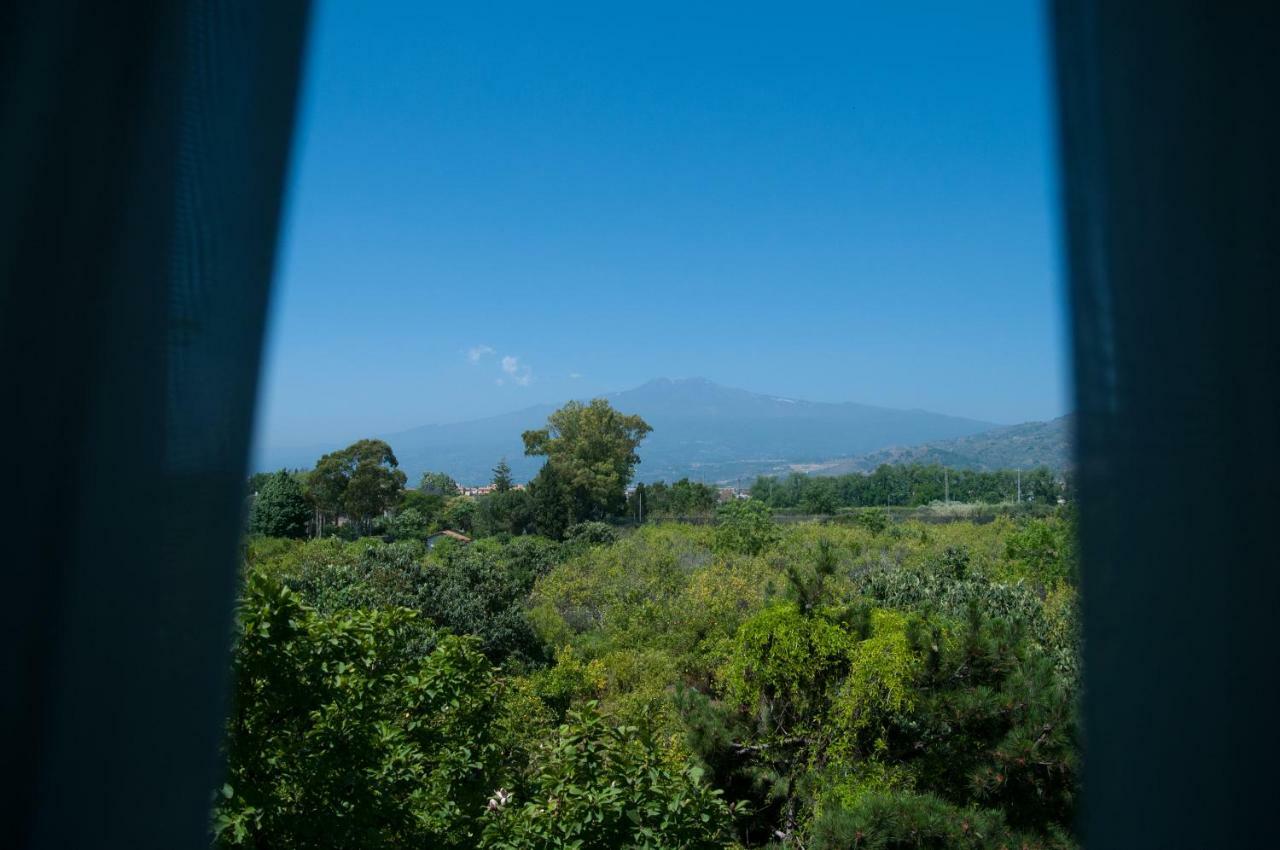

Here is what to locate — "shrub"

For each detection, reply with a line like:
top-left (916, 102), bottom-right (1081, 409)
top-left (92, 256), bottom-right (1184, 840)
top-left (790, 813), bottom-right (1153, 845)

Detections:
top-left (564, 520), bottom-right (620, 549)
top-left (810, 791), bottom-right (1073, 850)
top-left (855, 507), bottom-right (889, 535)
top-left (721, 604), bottom-right (853, 730)
top-left (714, 500), bottom-right (780, 556)
top-left (480, 704), bottom-right (736, 850)
top-left (215, 575), bottom-right (507, 850)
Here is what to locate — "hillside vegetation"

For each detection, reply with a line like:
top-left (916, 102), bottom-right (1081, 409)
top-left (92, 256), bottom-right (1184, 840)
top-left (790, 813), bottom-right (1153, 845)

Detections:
top-left (217, 512), bottom-right (1078, 849)
top-left (817, 417), bottom-right (1072, 476)
top-left (225, 398), bottom-right (1079, 848)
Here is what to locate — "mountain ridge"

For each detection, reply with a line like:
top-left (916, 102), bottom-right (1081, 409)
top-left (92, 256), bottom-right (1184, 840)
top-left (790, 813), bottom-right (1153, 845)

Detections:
top-left (256, 378), bottom-right (1055, 484)
top-left (803, 415), bottom-right (1074, 476)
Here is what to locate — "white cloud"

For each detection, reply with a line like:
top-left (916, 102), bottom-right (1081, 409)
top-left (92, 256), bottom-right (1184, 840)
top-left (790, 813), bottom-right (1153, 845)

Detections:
top-left (501, 355), bottom-right (533, 386)
top-left (569, 372), bottom-right (583, 379)
top-left (467, 344), bottom-right (495, 363)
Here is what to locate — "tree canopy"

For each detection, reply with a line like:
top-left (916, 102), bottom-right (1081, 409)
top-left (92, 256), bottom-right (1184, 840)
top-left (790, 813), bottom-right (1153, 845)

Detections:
top-left (522, 399), bottom-right (651, 535)
top-left (309, 439), bottom-right (407, 532)
top-left (420, 471), bottom-right (461, 497)
top-left (491, 459), bottom-right (514, 492)
top-left (248, 470), bottom-right (311, 539)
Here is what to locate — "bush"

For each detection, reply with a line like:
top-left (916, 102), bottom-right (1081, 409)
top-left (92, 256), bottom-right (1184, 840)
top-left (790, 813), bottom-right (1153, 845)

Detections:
top-left (721, 604), bottom-right (853, 728)
top-left (856, 507), bottom-right (889, 535)
top-left (385, 506), bottom-right (432, 541)
top-left (565, 520), bottom-right (620, 548)
top-left (215, 575), bottom-right (507, 850)
top-left (713, 500), bottom-right (779, 556)
top-left (480, 704), bottom-right (737, 850)
top-left (1002, 518), bottom-right (1075, 586)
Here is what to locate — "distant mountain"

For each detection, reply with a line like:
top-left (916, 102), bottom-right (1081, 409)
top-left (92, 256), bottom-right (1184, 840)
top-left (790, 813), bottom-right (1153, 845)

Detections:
top-left (257, 378), bottom-right (1001, 485)
top-left (808, 415), bottom-right (1074, 475)
top-left (594, 378), bottom-right (999, 484)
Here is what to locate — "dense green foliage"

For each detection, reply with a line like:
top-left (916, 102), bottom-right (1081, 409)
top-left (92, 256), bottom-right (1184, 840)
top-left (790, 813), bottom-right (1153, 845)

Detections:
top-left (752, 465), bottom-right (1062, 512)
top-left (420, 471), bottom-right (461, 496)
top-left (309, 439), bottom-right (407, 533)
top-left (842, 416), bottom-right (1073, 478)
top-left (247, 470), bottom-right (311, 539)
top-left (523, 399), bottom-right (652, 535)
top-left (216, 574), bottom-right (507, 848)
top-left (714, 500), bottom-right (781, 556)
top-left (221, 504), bottom-right (1078, 849)
top-left (627, 478), bottom-right (720, 519)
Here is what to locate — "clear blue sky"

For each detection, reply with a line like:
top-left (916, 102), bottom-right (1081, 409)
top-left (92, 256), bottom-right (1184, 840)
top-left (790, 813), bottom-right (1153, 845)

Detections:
top-left (255, 0), bottom-right (1068, 452)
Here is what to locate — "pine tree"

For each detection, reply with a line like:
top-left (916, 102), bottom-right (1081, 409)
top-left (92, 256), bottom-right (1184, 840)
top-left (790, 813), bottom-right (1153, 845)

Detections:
top-left (491, 458), bottom-right (513, 493)
top-left (249, 470), bottom-right (311, 539)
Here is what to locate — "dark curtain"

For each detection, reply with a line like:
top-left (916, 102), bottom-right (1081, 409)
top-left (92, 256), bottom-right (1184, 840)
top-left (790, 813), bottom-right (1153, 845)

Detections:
top-left (1052, 2), bottom-right (1279, 847)
top-left (0, 2), bottom-right (309, 848)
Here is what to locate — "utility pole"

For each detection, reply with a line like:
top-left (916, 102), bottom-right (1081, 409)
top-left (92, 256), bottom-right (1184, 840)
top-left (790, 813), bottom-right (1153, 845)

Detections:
top-left (1016, 469), bottom-right (1022, 503)
top-left (944, 468), bottom-right (949, 505)
top-left (638, 486), bottom-right (643, 524)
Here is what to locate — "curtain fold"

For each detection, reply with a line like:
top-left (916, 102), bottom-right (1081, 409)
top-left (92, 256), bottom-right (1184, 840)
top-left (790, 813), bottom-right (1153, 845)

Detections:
top-left (1052, 2), bottom-right (1280, 846)
top-left (1, 3), bottom-right (310, 847)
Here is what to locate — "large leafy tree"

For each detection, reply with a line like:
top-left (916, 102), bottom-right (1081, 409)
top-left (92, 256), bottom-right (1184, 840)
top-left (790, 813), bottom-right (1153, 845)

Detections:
top-left (248, 470), bottom-right (311, 539)
top-left (308, 439), bottom-right (406, 533)
top-left (522, 399), bottom-right (651, 533)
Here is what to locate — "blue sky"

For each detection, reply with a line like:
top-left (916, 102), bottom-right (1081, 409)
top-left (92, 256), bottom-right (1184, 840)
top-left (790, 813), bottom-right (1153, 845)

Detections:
top-left (255, 0), bottom-right (1068, 452)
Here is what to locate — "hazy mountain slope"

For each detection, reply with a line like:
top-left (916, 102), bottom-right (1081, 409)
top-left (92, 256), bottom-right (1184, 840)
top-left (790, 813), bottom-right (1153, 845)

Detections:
top-left (597, 378), bottom-right (997, 483)
top-left (257, 378), bottom-right (1000, 484)
top-left (811, 415), bottom-right (1073, 475)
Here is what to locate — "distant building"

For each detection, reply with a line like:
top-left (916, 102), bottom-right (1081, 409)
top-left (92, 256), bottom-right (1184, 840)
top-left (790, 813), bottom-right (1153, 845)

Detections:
top-left (426, 529), bottom-right (473, 550)
top-left (457, 483), bottom-right (526, 497)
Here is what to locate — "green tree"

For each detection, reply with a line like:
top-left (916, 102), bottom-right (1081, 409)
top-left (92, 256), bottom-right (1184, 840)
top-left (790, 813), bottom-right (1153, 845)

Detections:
top-left (309, 439), bottom-right (407, 534)
top-left (476, 488), bottom-right (535, 538)
top-left (420, 471), bottom-right (460, 497)
top-left (799, 477), bottom-right (839, 514)
top-left (246, 471), bottom-right (275, 496)
top-left (528, 460), bottom-right (576, 539)
top-left (491, 458), bottom-right (514, 492)
top-left (640, 478), bottom-right (720, 517)
top-left (399, 489), bottom-right (445, 527)
top-left (523, 399), bottom-right (652, 532)
top-left (421, 545), bottom-right (546, 665)
top-left (441, 496), bottom-right (478, 535)
top-left (384, 507), bottom-right (431, 542)
top-left (345, 463), bottom-right (406, 531)
top-left (248, 470), bottom-right (311, 539)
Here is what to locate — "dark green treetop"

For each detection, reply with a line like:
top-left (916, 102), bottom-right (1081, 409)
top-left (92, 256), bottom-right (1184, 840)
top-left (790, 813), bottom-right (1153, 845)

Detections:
top-left (248, 470), bottom-right (311, 539)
